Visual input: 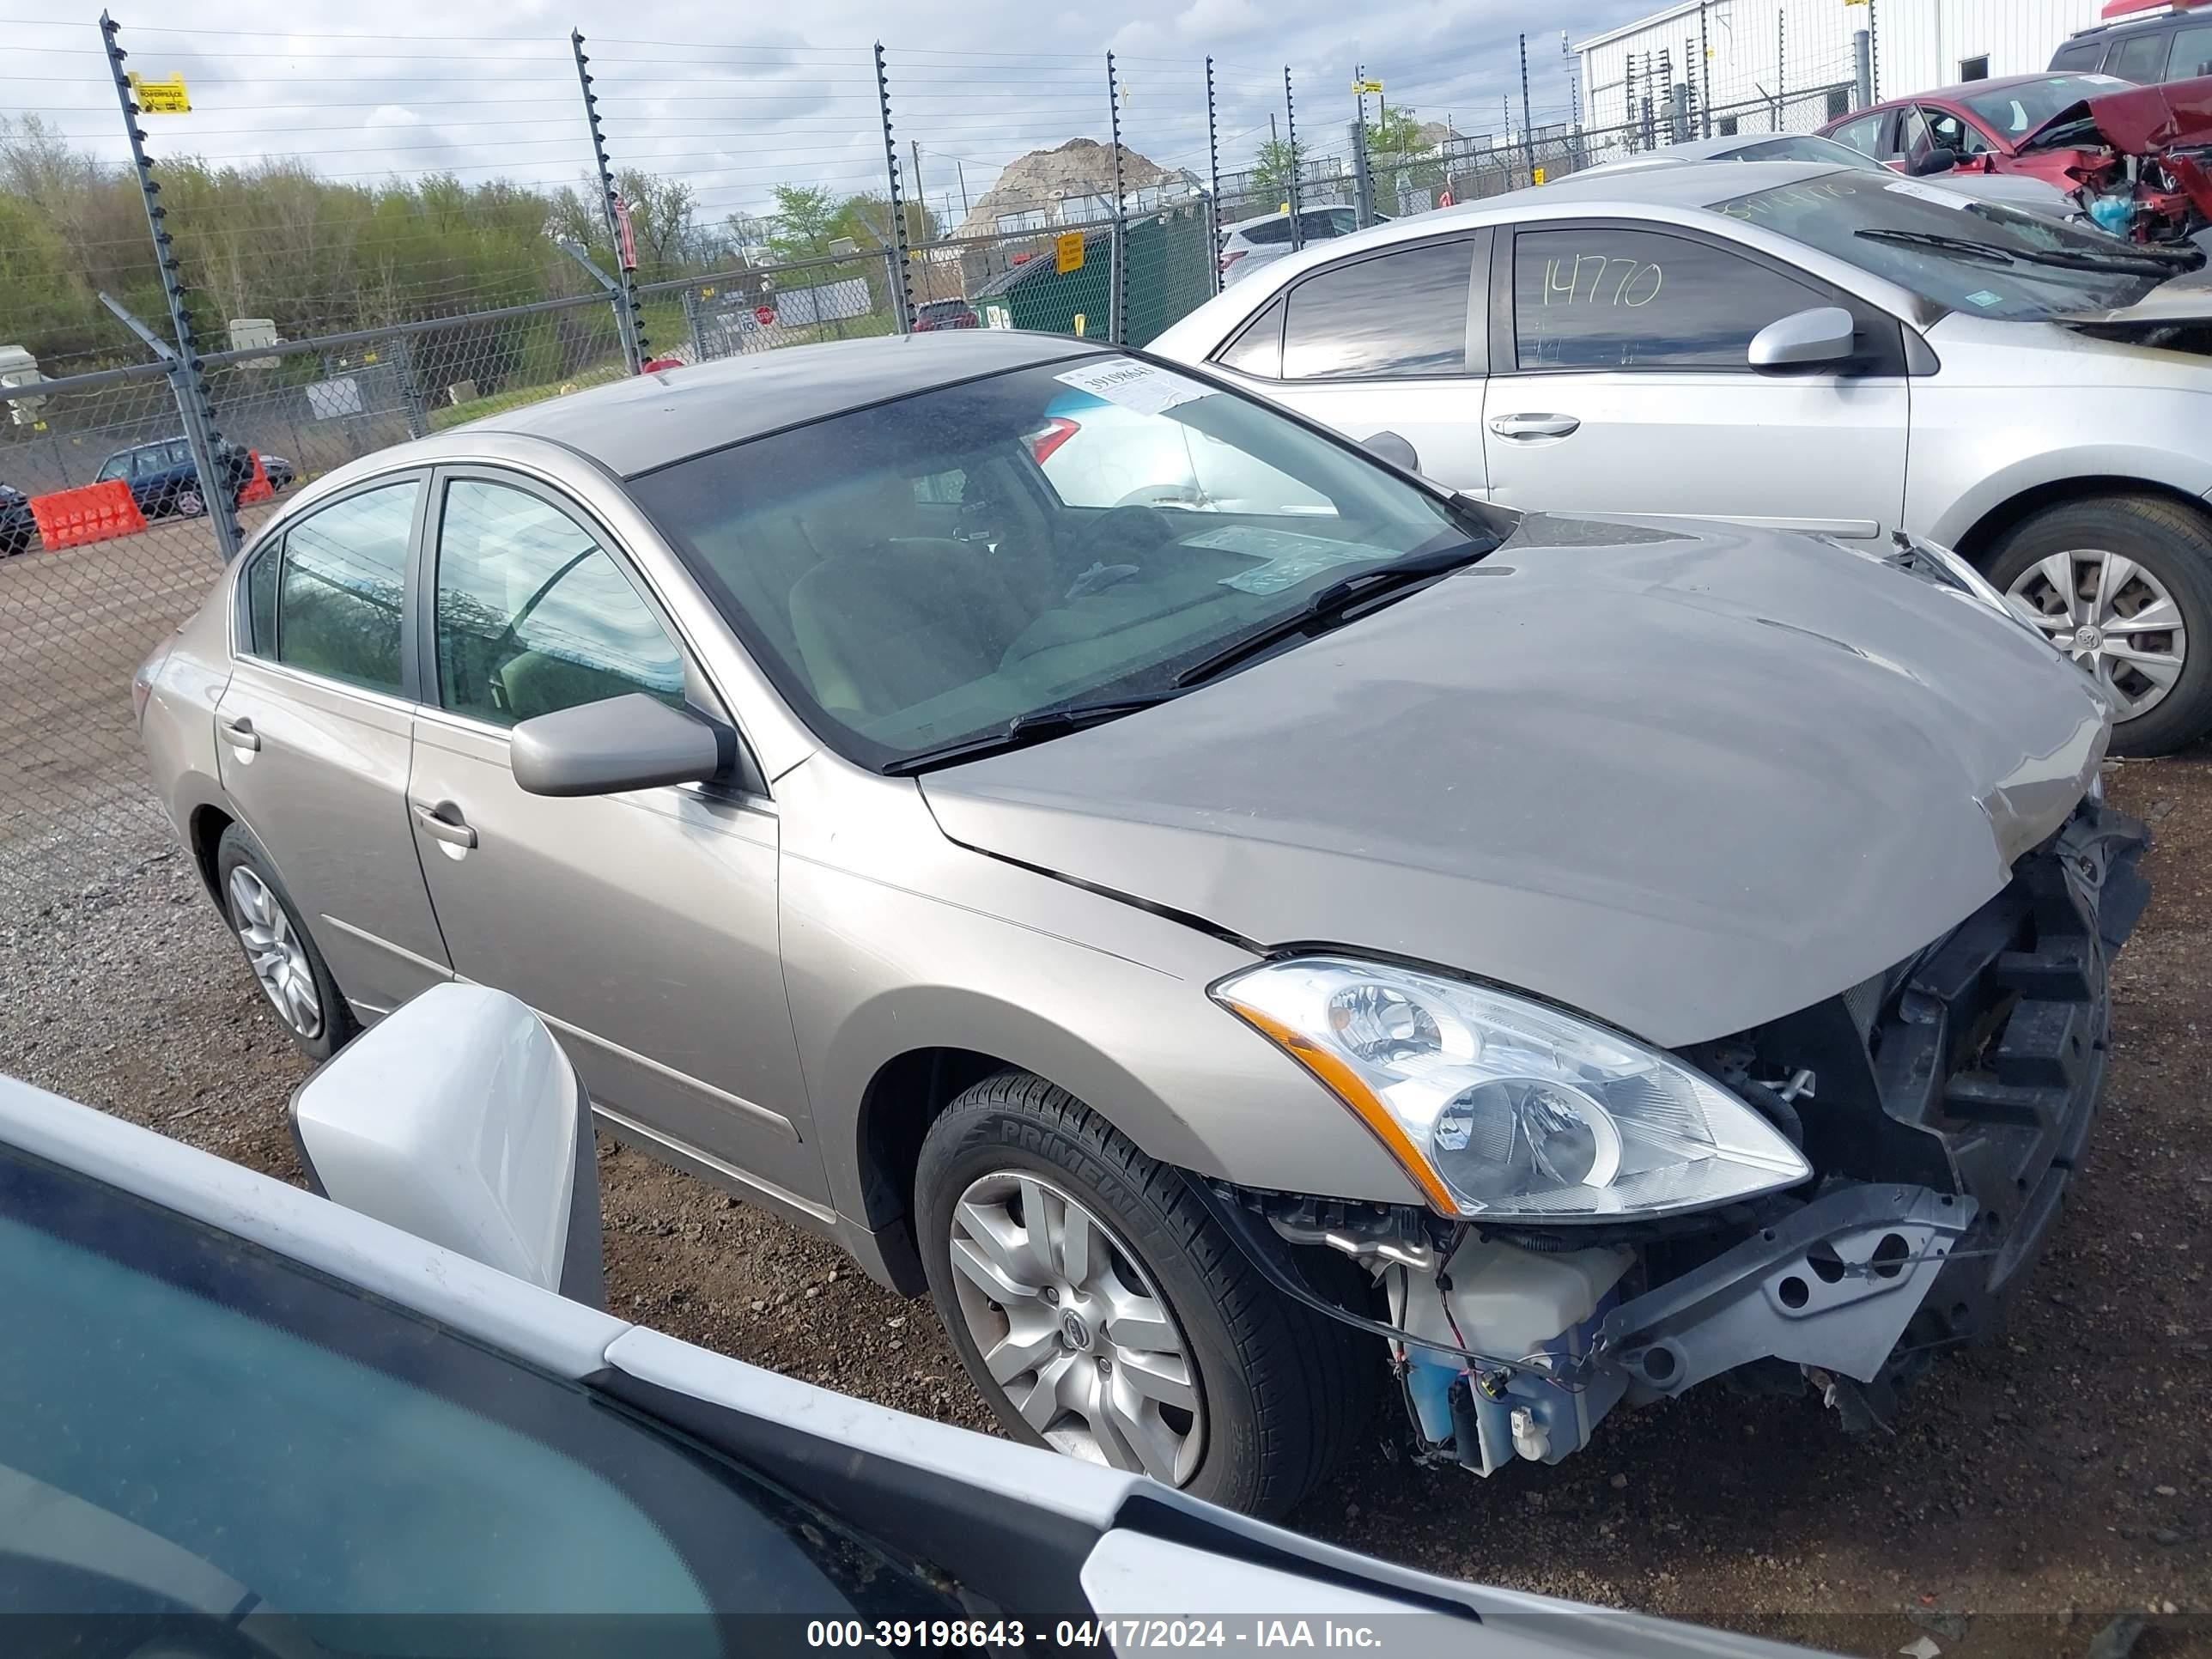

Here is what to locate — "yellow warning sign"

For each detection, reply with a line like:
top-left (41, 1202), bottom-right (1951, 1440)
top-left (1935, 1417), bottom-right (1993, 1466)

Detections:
top-left (1353, 79), bottom-right (1384, 94)
top-left (1056, 231), bottom-right (1085, 275)
top-left (128, 72), bottom-right (191, 113)
top-left (1533, 166), bottom-right (1548, 185)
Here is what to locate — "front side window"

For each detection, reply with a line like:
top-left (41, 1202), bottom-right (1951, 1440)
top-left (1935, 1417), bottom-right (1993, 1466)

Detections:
top-left (1280, 239), bottom-right (1474, 380)
top-left (629, 356), bottom-right (1481, 769)
top-left (94, 455), bottom-right (125, 483)
top-left (276, 481), bottom-right (416, 695)
top-left (433, 478), bottom-right (687, 727)
top-left (1512, 226), bottom-right (1819, 371)
top-left (2169, 25), bottom-right (2212, 80)
top-left (1922, 106), bottom-right (1994, 156)
top-left (131, 448), bottom-right (168, 479)
top-left (0, 1141), bottom-right (960, 1623)
top-left (1717, 168), bottom-right (2177, 320)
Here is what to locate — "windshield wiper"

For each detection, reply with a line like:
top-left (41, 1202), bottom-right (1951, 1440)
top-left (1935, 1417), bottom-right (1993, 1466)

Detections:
top-left (1854, 227), bottom-right (2016, 266)
top-left (1172, 536), bottom-right (1498, 690)
top-left (880, 694), bottom-right (1176, 776)
top-left (1856, 224), bottom-right (2194, 278)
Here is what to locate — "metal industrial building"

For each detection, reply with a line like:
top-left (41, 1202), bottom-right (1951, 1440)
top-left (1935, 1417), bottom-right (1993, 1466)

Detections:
top-left (1574, 0), bottom-right (2111, 135)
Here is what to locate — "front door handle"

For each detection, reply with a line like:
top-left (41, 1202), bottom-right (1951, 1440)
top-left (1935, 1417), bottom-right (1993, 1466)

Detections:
top-left (218, 715), bottom-right (260, 752)
top-left (1487, 412), bottom-right (1582, 441)
top-left (410, 799), bottom-right (477, 850)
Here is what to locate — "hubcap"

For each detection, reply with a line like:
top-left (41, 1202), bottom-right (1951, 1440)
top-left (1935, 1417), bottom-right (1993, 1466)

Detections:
top-left (2006, 548), bottom-right (2186, 721)
top-left (227, 866), bottom-right (322, 1038)
top-left (947, 1171), bottom-right (1205, 1485)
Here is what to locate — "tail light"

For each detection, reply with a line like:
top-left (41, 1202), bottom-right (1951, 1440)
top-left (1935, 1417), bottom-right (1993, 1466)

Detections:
top-left (1220, 247), bottom-right (1248, 273)
top-left (1026, 417), bottom-right (1079, 465)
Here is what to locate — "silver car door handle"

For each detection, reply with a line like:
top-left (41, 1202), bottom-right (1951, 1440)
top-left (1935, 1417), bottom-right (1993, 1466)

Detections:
top-left (217, 715), bottom-right (260, 752)
top-left (1487, 413), bottom-right (1582, 441)
top-left (410, 800), bottom-right (477, 850)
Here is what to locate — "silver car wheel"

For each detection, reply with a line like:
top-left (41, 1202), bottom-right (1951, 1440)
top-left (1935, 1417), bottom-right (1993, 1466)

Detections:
top-left (2006, 547), bottom-right (2187, 721)
top-left (174, 489), bottom-right (204, 518)
top-left (947, 1170), bottom-right (1205, 1486)
top-left (227, 865), bottom-right (323, 1039)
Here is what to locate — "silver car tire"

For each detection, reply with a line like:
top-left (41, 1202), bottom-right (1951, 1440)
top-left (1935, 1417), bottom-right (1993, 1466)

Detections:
top-left (913, 1070), bottom-right (1376, 1519)
top-left (1987, 495), bottom-right (2212, 758)
top-left (173, 489), bottom-right (205, 519)
top-left (213, 823), bottom-right (356, 1063)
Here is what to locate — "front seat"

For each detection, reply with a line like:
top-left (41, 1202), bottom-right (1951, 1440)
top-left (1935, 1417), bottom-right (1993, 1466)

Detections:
top-left (787, 474), bottom-right (1028, 720)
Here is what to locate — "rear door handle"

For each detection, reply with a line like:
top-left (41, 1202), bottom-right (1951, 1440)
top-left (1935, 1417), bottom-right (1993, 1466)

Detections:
top-left (217, 715), bottom-right (260, 752)
top-left (410, 799), bottom-right (477, 850)
top-left (1487, 413), bottom-right (1582, 441)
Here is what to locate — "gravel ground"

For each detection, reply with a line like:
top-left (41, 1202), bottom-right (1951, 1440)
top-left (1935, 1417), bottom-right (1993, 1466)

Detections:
top-left (3, 534), bottom-right (2209, 1656)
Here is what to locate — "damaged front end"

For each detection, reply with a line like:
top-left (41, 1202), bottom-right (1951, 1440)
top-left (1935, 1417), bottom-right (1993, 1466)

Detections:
top-left (1195, 799), bottom-right (2149, 1477)
top-left (2018, 76), bottom-right (2212, 243)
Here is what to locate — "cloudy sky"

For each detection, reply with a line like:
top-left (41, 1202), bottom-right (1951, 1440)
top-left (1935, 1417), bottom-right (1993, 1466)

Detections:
top-left (8, 0), bottom-right (1663, 226)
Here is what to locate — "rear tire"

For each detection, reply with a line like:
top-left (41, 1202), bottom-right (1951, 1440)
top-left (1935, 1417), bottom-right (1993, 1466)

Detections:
top-left (915, 1070), bottom-right (1376, 1519)
top-left (173, 489), bottom-right (205, 519)
top-left (1985, 495), bottom-right (2212, 757)
top-left (214, 824), bottom-right (356, 1062)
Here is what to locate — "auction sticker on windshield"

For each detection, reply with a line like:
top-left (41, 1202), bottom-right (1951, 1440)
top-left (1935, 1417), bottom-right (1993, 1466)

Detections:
top-left (1054, 359), bottom-right (1212, 416)
top-left (1191, 525), bottom-right (1382, 594)
top-left (1884, 179), bottom-right (1974, 211)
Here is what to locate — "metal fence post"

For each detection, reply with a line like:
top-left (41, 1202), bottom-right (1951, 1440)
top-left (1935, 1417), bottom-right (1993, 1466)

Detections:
top-left (571, 31), bottom-right (647, 374)
top-left (1697, 3), bottom-right (1712, 137)
top-left (681, 286), bottom-right (705, 362)
top-left (1350, 118), bottom-right (1375, 228)
top-left (1106, 52), bottom-right (1129, 344)
top-left (874, 43), bottom-right (916, 334)
top-left (1852, 28), bottom-right (1873, 111)
top-left (1519, 35), bottom-right (1534, 172)
top-left (1205, 57), bottom-right (1223, 295)
top-left (1867, 0), bottom-right (1881, 104)
top-left (100, 11), bottom-right (240, 562)
top-left (1283, 67), bottom-right (1304, 252)
top-left (391, 333), bottom-right (431, 440)
top-left (1775, 8), bottom-right (1786, 130)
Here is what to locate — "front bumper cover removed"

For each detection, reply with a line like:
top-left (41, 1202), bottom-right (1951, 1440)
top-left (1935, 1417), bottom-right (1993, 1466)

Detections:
top-left (1601, 799), bottom-right (2150, 1416)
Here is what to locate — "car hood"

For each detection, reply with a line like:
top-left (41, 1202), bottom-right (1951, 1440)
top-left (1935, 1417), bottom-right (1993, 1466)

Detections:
top-left (2054, 261), bottom-right (2212, 333)
top-left (2022, 74), bottom-right (2212, 155)
top-left (920, 516), bottom-right (2110, 1048)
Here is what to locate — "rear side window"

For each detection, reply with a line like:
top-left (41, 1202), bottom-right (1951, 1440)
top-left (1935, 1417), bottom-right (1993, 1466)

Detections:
top-left (2108, 29), bottom-right (2171, 83)
top-left (276, 481), bottom-right (417, 695)
top-left (1826, 112), bottom-right (1884, 156)
top-left (1280, 240), bottom-right (1474, 380)
top-left (1215, 297), bottom-right (1285, 378)
top-left (2051, 40), bottom-right (2104, 73)
top-left (1239, 218), bottom-right (1293, 246)
top-left (2170, 25), bottom-right (2212, 80)
top-left (1512, 227), bottom-right (1820, 372)
top-left (244, 540), bottom-right (279, 655)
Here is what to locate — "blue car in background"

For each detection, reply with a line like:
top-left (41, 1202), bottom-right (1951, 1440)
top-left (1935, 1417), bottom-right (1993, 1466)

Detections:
top-left (94, 438), bottom-right (257, 520)
top-left (0, 483), bottom-right (34, 556)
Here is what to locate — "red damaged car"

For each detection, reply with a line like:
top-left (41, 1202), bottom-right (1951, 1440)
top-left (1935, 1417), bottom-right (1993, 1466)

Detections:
top-left (1821, 71), bottom-right (2212, 245)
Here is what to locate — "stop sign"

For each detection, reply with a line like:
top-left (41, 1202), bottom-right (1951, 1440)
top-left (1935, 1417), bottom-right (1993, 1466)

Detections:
top-left (756, 306), bottom-right (777, 325)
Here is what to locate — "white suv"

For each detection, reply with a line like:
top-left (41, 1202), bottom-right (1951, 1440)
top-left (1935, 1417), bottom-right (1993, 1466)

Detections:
top-left (1218, 204), bottom-right (1362, 285)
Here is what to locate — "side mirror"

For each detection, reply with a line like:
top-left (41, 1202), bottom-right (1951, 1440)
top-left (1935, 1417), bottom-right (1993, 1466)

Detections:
top-left (289, 982), bottom-right (605, 1308)
top-left (511, 691), bottom-right (727, 798)
top-left (1362, 429), bottom-right (1422, 473)
top-left (1910, 145), bottom-right (1960, 178)
top-left (1747, 306), bottom-right (1859, 372)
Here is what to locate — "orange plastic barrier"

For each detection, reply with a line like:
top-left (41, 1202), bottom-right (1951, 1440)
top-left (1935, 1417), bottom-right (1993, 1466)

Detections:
top-left (238, 451), bottom-right (276, 506)
top-left (28, 480), bottom-right (147, 550)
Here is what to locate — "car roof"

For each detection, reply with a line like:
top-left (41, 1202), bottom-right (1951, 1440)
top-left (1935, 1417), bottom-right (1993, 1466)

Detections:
top-left (1892, 70), bottom-right (2118, 106)
top-left (471, 331), bottom-right (1103, 478)
top-left (1447, 155), bottom-right (1845, 214)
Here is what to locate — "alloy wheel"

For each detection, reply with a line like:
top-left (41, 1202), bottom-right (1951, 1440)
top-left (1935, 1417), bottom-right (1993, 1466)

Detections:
top-left (174, 489), bottom-right (205, 518)
top-left (2006, 547), bottom-right (2187, 721)
top-left (946, 1170), bottom-right (1205, 1485)
top-left (227, 865), bottom-right (323, 1038)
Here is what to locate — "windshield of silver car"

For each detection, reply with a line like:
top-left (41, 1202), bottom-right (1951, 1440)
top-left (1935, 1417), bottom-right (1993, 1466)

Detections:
top-left (628, 356), bottom-right (1483, 769)
top-left (1716, 170), bottom-right (2179, 319)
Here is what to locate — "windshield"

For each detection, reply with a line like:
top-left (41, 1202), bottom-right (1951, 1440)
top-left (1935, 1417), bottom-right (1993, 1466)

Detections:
top-left (1961, 75), bottom-right (2125, 138)
top-left (1716, 170), bottom-right (2169, 319)
top-left (629, 355), bottom-right (1480, 770)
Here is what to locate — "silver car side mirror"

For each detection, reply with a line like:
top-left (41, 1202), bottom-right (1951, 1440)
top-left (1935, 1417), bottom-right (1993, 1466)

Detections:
top-left (289, 982), bottom-right (605, 1309)
top-left (1362, 429), bottom-right (1422, 473)
top-left (1747, 307), bottom-right (1859, 372)
top-left (510, 692), bottom-right (727, 798)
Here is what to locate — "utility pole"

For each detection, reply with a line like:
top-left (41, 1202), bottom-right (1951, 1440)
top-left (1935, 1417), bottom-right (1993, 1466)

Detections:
top-left (956, 160), bottom-right (971, 222)
top-left (910, 140), bottom-right (927, 240)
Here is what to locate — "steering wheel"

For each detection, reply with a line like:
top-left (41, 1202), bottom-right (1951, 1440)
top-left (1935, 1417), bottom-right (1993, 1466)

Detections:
top-left (1063, 502), bottom-right (1182, 572)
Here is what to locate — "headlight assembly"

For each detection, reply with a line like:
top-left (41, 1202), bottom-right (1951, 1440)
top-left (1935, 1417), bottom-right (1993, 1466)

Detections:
top-left (1214, 957), bottom-right (1810, 1222)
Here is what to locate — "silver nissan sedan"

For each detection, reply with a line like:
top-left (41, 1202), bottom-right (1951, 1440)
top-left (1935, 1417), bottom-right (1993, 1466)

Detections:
top-left (137, 331), bottom-right (2148, 1517)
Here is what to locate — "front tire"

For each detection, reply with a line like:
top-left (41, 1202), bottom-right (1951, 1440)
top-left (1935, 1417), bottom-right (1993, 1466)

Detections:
top-left (915, 1071), bottom-right (1375, 1518)
top-left (1987, 495), bottom-right (2212, 757)
top-left (173, 488), bottom-right (205, 519)
top-left (214, 824), bottom-right (356, 1062)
